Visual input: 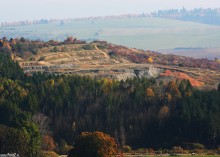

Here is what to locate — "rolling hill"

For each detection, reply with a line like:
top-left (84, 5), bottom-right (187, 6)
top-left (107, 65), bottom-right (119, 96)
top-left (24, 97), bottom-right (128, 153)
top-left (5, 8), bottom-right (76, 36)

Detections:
top-left (1, 16), bottom-right (220, 59)
top-left (9, 39), bottom-right (220, 89)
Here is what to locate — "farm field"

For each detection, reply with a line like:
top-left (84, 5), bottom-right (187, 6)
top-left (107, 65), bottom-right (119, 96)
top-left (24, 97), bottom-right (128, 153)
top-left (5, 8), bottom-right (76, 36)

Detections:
top-left (1, 17), bottom-right (220, 57)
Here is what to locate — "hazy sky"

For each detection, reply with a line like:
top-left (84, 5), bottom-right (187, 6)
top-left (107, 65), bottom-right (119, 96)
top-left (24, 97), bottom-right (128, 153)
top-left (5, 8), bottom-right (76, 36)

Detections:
top-left (1, 0), bottom-right (220, 22)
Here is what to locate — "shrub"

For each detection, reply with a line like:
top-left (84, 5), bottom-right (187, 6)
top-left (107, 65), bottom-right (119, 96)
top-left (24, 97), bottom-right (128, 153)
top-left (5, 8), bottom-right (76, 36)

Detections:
top-left (136, 148), bottom-right (148, 154)
top-left (193, 148), bottom-right (205, 154)
top-left (68, 131), bottom-right (117, 157)
top-left (155, 149), bottom-right (163, 155)
top-left (192, 143), bottom-right (205, 150)
top-left (172, 146), bottom-right (183, 154)
top-left (41, 135), bottom-right (56, 151)
top-left (206, 151), bottom-right (215, 155)
top-left (123, 145), bottom-right (132, 153)
top-left (162, 149), bottom-right (169, 154)
top-left (39, 56), bottom-right (46, 61)
top-left (82, 44), bottom-right (95, 50)
top-left (182, 143), bottom-right (205, 150)
top-left (56, 144), bottom-right (73, 155)
top-left (149, 148), bottom-right (155, 154)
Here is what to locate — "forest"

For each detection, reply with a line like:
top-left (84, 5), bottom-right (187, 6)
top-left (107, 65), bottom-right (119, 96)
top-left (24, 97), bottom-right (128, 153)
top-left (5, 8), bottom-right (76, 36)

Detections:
top-left (0, 43), bottom-right (220, 156)
top-left (152, 8), bottom-right (220, 25)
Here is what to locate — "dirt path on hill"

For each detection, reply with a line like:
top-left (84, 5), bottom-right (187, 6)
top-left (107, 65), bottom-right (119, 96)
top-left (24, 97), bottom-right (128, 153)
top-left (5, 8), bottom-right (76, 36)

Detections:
top-left (94, 44), bottom-right (110, 59)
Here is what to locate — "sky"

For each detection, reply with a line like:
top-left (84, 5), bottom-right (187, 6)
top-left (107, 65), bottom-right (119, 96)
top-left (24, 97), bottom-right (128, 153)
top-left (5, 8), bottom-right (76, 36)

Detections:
top-left (1, 0), bottom-right (220, 22)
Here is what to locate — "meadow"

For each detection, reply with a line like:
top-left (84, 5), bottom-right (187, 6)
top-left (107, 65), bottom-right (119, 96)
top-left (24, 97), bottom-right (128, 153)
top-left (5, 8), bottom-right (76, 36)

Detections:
top-left (1, 17), bottom-right (220, 58)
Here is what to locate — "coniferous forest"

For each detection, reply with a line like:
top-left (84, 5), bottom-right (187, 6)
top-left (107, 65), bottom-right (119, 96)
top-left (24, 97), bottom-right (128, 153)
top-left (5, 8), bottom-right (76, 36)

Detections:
top-left (0, 50), bottom-right (220, 156)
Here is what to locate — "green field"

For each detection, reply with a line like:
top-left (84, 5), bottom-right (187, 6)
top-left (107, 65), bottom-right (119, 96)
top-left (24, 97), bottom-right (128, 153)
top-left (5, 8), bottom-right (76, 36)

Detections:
top-left (1, 17), bottom-right (220, 54)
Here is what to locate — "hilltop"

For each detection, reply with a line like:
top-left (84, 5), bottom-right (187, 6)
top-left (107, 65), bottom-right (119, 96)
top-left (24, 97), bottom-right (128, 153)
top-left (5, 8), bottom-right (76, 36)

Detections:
top-left (1, 37), bottom-right (219, 89)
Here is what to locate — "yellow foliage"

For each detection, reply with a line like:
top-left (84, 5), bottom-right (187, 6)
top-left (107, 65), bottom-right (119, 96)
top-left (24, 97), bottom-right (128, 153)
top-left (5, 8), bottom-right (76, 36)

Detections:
top-left (11, 39), bottom-right (16, 45)
top-left (0, 84), bottom-right (4, 93)
top-left (19, 89), bottom-right (28, 98)
top-left (215, 58), bottom-right (220, 64)
top-left (168, 81), bottom-right (176, 89)
top-left (3, 42), bottom-right (11, 50)
top-left (147, 57), bottom-right (154, 63)
top-left (172, 87), bottom-right (182, 99)
top-left (185, 91), bottom-right (192, 97)
top-left (103, 78), bottom-right (113, 94)
top-left (165, 93), bottom-right (172, 102)
top-left (48, 79), bottom-right (55, 87)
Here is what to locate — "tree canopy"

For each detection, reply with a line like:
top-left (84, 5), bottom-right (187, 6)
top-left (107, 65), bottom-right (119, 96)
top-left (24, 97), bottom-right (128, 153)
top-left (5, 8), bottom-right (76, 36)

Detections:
top-left (68, 131), bottom-right (117, 157)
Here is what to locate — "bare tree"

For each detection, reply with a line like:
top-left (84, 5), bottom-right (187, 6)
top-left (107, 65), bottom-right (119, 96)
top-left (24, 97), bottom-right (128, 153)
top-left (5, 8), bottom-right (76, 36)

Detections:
top-left (32, 113), bottom-right (50, 135)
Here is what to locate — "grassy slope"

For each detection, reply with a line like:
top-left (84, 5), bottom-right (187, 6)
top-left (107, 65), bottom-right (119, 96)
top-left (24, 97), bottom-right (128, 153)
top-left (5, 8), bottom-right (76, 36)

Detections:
top-left (1, 17), bottom-right (220, 52)
top-left (17, 43), bottom-right (220, 89)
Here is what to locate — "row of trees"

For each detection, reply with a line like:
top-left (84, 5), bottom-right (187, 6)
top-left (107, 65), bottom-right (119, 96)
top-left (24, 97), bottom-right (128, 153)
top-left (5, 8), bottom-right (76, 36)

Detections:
top-left (152, 8), bottom-right (220, 25)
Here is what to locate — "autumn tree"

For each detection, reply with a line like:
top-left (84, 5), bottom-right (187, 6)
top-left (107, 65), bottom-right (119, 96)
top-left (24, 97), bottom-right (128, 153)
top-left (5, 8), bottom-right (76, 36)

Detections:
top-left (64, 37), bottom-right (76, 43)
top-left (146, 88), bottom-right (155, 97)
top-left (68, 132), bottom-right (117, 157)
top-left (41, 135), bottom-right (56, 151)
top-left (147, 56), bottom-right (154, 63)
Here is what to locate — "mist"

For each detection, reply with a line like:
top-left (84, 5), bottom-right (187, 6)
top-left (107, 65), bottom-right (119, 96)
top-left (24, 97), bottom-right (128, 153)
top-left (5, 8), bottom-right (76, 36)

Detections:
top-left (1, 0), bottom-right (220, 22)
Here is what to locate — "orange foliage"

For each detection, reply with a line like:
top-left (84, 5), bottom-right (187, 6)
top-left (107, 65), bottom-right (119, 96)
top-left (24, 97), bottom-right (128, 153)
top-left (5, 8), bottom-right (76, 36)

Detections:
top-left (41, 135), bottom-right (56, 151)
top-left (147, 57), bottom-right (154, 63)
top-left (160, 70), bottom-right (204, 87)
top-left (165, 93), bottom-right (172, 102)
top-left (3, 42), bottom-right (11, 50)
top-left (158, 105), bottom-right (170, 119)
top-left (70, 131), bottom-right (117, 157)
top-left (146, 88), bottom-right (155, 97)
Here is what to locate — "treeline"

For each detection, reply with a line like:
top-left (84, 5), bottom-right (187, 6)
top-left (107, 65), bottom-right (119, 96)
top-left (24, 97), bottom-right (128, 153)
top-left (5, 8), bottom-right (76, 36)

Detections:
top-left (1, 18), bottom-right (74, 27)
top-left (0, 36), bottom-right (85, 58)
top-left (152, 8), bottom-right (220, 25)
top-left (0, 50), bottom-right (220, 156)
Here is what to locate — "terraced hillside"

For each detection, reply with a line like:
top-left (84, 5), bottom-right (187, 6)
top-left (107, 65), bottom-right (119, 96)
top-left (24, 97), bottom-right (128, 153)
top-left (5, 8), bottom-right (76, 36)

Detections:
top-left (13, 41), bottom-right (220, 89)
